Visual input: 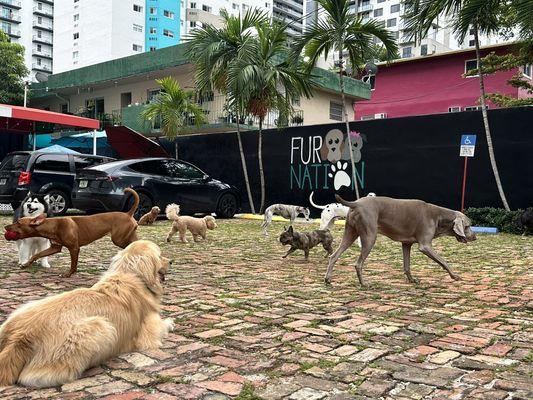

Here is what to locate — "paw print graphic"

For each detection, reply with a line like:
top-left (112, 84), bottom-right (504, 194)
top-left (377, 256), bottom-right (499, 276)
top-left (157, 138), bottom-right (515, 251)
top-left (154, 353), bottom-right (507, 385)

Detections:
top-left (328, 161), bottom-right (351, 190)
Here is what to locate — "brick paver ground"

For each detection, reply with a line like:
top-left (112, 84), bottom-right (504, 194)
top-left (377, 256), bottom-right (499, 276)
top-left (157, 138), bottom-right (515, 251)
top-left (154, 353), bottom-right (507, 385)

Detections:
top-left (0, 217), bottom-right (531, 399)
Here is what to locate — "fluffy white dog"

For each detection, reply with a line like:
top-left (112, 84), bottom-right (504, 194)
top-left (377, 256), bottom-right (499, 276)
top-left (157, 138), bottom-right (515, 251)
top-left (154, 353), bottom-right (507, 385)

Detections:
top-left (309, 191), bottom-right (376, 247)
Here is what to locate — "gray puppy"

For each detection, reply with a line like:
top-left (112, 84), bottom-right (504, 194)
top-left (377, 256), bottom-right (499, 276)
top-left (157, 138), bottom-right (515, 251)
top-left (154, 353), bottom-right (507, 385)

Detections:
top-left (279, 226), bottom-right (334, 260)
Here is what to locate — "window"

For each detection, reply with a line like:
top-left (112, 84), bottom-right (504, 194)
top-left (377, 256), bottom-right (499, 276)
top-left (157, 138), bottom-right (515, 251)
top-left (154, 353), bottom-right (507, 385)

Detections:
top-left (132, 44), bottom-right (142, 51)
top-left (448, 106), bottom-right (460, 113)
top-left (72, 51), bottom-right (78, 58)
top-left (37, 30), bottom-right (42, 38)
top-left (163, 29), bottom-right (174, 38)
top-left (377, 0), bottom-right (385, 2)
top-left (74, 156), bottom-right (107, 170)
top-left (150, 7), bottom-right (157, 15)
top-left (421, 44), bottom-right (427, 55)
top-left (329, 102), bottom-right (343, 121)
top-left (190, 2), bottom-right (197, 8)
top-left (465, 59), bottom-right (478, 76)
top-left (391, 3), bottom-right (400, 13)
top-left (468, 39), bottom-right (475, 47)
top-left (291, 96), bottom-right (300, 106)
top-left (374, 8), bottom-right (383, 17)
top-left (150, 27), bottom-right (157, 34)
top-left (37, 58), bottom-right (42, 65)
top-left (150, 46), bottom-right (157, 51)
top-left (37, 44), bottom-right (42, 51)
top-left (387, 18), bottom-right (396, 27)
top-left (73, 32), bottom-right (79, 40)
top-left (38, 3), bottom-right (42, 10)
top-left (129, 160), bottom-right (165, 175)
top-left (133, 23), bottom-right (143, 32)
top-left (164, 10), bottom-right (175, 18)
top-left (189, 21), bottom-right (196, 27)
top-left (469, 28), bottom-right (475, 35)
top-left (147, 88), bottom-right (161, 102)
top-left (34, 154), bottom-right (70, 173)
top-left (60, 103), bottom-right (68, 113)
top-left (523, 64), bottom-right (532, 78)
top-left (232, 3), bottom-right (238, 9)
top-left (73, 14), bottom-right (79, 21)
top-left (464, 105), bottom-right (488, 111)
top-left (74, 0), bottom-right (79, 2)
top-left (402, 47), bottom-right (412, 58)
top-left (163, 161), bottom-right (204, 179)
top-left (202, 5), bottom-right (212, 12)
top-left (133, 4), bottom-right (143, 12)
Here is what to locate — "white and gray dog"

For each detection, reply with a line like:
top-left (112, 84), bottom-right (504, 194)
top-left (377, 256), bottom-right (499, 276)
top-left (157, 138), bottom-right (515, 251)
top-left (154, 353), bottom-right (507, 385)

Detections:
top-left (261, 204), bottom-right (310, 235)
top-left (13, 194), bottom-right (52, 268)
top-left (309, 191), bottom-right (376, 247)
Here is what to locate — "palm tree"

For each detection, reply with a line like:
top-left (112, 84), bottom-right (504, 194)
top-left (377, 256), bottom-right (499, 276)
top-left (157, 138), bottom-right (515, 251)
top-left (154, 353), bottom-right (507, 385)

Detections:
top-left (292, 0), bottom-right (398, 199)
top-left (403, 0), bottom-right (511, 210)
top-left (185, 9), bottom-right (269, 214)
top-left (140, 77), bottom-right (206, 158)
top-left (227, 21), bottom-right (315, 213)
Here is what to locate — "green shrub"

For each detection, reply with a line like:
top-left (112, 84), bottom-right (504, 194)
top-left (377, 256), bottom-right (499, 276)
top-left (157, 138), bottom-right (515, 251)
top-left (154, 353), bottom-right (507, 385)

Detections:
top-left (464, 207), bottom-right (523, 234)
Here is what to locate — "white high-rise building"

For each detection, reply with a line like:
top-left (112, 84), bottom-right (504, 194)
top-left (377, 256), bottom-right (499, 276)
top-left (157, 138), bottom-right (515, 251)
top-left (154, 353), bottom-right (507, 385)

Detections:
top-left (180, 0), bottom-right (274, 36)
top-left (53, 0), bottom-right (146, 74)
top-left (0, 0), bottom-right (54, 82)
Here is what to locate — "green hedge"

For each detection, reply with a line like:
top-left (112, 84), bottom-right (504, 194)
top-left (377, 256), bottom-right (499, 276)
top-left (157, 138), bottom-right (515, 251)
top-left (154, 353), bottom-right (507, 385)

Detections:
top-left (464, 207), bottom-right (523, 234)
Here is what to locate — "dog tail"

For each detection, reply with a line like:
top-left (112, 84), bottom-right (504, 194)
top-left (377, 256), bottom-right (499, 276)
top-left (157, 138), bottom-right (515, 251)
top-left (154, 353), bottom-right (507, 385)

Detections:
top-left (335, 194), bottom-right (359, 208)
top-left (165, 203), bottom-right (180, 221)
top-left (0, 337), bottom-right (32, 386)
top-left (124, 188), bottom-right (140, 217)
top-left (309, 191), bottom-right (327, 210)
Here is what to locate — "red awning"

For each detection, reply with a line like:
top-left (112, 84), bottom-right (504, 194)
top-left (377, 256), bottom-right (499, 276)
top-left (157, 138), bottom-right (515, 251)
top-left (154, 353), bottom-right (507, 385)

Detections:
top-left (105, 126), bottom-right (170, 159)
top-left (0, 104), bottom-right (99, 133)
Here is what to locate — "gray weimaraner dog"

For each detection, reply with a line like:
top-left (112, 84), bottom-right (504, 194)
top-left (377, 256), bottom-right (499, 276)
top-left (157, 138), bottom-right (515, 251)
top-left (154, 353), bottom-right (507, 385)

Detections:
top-left (325, 196), bottom-right (477, 286)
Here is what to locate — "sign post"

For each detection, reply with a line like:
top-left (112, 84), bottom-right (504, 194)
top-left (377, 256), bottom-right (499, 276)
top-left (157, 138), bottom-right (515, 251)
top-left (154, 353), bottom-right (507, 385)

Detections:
top-left (459, 135), bottom-right (476, 212)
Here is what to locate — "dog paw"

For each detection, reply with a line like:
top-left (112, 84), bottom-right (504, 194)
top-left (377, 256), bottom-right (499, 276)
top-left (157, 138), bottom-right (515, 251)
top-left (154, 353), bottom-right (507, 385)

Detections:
top-left (60, 270), bottom-right (74, 278)
top-left (164, 318), bottom-right (175, 332)
top-left (20, 263), bottom-right (31, 270)
top-left (408, 277), bottom-right (420, 284)
top-left (324, 277), bottom-right (332, 285)
top-left (451, 274), bottom-right (462, 281)
top-left (328, 161), bottom-right (351, 190)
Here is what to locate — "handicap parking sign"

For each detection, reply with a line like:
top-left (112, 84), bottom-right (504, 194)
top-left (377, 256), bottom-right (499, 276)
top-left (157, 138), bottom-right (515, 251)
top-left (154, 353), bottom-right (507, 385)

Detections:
top-left (460, 134), bottom-right (477, 157)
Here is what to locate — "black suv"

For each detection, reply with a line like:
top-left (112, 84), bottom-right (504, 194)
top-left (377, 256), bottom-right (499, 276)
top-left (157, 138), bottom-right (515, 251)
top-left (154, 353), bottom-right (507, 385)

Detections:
top-left (0, 151), bottom-right (114, 215)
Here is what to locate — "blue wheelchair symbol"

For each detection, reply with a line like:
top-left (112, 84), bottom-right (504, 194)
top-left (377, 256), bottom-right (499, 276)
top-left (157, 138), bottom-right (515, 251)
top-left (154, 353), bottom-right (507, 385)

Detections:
top-left (461, 135), bottom-right (477, 146)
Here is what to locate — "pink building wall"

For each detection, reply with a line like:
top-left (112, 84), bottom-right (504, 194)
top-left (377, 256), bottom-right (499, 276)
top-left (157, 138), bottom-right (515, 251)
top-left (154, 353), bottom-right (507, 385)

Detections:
top-left (355, 46), bottom-right (530, 120)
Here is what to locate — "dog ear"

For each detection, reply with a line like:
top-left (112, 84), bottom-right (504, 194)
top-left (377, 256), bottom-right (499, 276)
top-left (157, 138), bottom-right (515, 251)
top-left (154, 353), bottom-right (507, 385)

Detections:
top-left (453, 217), bottom-right (466, 238)
top-left (30, 213), bottom-right (47, 226)
top-left (288, 226), bottom-right (294, 234)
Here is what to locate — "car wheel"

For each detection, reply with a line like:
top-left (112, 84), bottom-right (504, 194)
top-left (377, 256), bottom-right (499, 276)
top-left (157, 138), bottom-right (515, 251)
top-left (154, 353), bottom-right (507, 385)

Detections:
top-left (125, 192), bottom-right (153, 220)
top-left (216, 193), bottom-right (237, 218)
top-left (46, 190), bottom-right (70, 216)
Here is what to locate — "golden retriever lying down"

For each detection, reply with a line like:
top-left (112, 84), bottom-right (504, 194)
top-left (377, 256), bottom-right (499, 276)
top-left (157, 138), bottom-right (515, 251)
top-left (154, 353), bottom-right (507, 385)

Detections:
top-left (165, 203), bottom-right (217, 243)
top-left (0, 240), bottom-right (174, 388)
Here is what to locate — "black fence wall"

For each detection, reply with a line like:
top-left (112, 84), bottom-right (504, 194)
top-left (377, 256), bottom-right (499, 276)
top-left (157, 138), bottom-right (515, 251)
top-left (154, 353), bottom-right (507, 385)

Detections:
top-left (166, 107), bottom-right (532, 214)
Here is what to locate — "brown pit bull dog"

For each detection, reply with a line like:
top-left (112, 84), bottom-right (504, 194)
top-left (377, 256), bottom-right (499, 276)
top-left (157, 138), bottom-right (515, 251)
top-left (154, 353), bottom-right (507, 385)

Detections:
top-left (4, 188), bottom-right (140, 277)
top-left (325, 195), bottom-right (477, 286)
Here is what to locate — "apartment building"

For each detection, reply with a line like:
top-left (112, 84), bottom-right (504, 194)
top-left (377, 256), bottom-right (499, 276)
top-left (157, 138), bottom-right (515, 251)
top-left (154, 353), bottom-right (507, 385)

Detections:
top-left (145, 0), bottom-right (180, 51)
top-left (0, 0), bottom-right (54, 81)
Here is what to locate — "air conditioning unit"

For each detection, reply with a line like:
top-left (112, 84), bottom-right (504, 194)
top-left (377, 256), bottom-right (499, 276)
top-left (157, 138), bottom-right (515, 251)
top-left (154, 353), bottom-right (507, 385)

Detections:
top-left (374, 113), bottom-right (387, 119)
top-left (361, 115), bottom-right (375, 121)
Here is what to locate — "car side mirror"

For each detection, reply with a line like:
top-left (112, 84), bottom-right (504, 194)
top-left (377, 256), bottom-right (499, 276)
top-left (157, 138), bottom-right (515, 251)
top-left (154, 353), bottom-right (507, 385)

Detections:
top-left (202, 174), bottom-right (210, 183)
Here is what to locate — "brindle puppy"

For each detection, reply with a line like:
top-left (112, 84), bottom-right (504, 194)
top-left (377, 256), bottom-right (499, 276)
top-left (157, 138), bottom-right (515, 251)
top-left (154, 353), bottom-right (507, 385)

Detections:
top-left (279, 226), bottom-right (334, 260)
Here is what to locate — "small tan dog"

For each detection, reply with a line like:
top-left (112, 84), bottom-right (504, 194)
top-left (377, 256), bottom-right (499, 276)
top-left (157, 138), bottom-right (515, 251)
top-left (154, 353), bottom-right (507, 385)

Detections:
top-left (138, 206), bottom-right (160, 225)
top-left (0, 240), bottom-right (174, 388)
top-left (165, 203), bottom-right (217, 243)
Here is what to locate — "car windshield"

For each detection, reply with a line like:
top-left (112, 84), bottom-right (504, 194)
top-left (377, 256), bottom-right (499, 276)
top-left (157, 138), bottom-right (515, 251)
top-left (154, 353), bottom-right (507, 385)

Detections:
top-left (0, 154), bottom-right (29, 171)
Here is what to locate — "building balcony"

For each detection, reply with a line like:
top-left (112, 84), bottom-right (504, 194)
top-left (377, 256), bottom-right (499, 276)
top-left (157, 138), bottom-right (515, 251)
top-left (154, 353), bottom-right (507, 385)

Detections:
top-left (32, 47), bottom-right (52, 59)
top-left (0, 12), bottom-right (21, 23)
top-left (33, 19), bottom-right (53, 31)
top-left (39, 0), bottom-right (54, 5)
top-left (32, 63), bottom-right (52, 73)
top-left (0, 0), bottom-right (21, 9)
top-left (274, 4), bottom-right (302, 20)
top-left (33, 6), bottom-right (54, 18)
top-left (358, 4), bottom-right (373, 13)
top-left (121, 96), bottom-right (305, 136)
top-left (5, 28), bottom-right (20, 37)
top-left (32, 34), bottom-right (53, 44)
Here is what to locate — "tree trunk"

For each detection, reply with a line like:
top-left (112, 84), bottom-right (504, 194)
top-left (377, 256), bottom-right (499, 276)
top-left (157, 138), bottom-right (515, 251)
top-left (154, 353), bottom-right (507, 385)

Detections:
top-left (338, 50), bottom-right (360, 199)
top-left (258, 118), bottom-right (266, 214)
top-left (236, 112), bottom-right (256, 214)
top-left (474, 28), bottom-right (510, 210)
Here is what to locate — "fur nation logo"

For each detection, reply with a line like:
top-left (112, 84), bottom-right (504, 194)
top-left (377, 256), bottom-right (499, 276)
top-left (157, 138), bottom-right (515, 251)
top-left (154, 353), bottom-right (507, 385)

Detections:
top-left (290, 129), bottom-right (365, 191)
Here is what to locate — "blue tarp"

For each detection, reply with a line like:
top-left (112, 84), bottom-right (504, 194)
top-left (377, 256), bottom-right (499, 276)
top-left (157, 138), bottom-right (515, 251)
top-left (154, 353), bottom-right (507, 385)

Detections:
top-left (37, 144), bottom-right (81, 154)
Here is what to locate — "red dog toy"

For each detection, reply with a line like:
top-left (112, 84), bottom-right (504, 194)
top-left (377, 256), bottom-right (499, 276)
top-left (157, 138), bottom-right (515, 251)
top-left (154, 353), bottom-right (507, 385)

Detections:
top-left (4, 230), bottom-right (19, 241)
